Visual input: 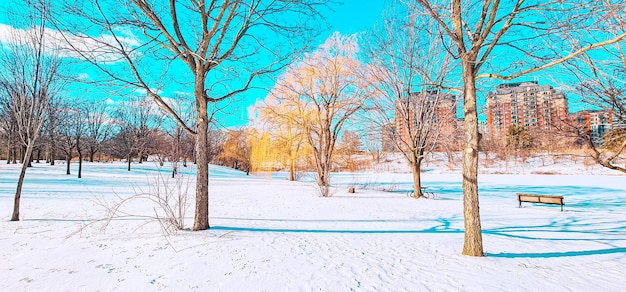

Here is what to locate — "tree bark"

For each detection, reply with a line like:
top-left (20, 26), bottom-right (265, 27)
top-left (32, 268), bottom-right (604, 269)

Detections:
top-left (77, 147), bottom-right (83, 179)
top-left (12, 141), bottom-right (35, 221)
top-left (6, 139), bottom-right (11, 164)
top-left (127, 153), bottom-right (131, 171)
top-left (289, 158), bottom-right (295, 181)
top-left (461, 65), bottom-right (483, 257)
top-left (89, 146), bottom-right (95, 162)
top-left (65, 153), bottom-right (71, 175)
top-left (193, 80), bottom-right (210, 231)
top-left (411, 152), bottom-right (424, 199)
top-left (49, 145), bottom-right (55, 165)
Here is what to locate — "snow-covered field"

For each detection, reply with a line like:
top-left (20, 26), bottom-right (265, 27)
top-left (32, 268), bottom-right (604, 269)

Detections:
top-left (1, 157), bottom-right (625, 291)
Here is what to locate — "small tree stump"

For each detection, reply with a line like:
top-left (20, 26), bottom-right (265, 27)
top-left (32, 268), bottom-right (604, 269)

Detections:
top-left (348, 187), bottom-right (355, 193)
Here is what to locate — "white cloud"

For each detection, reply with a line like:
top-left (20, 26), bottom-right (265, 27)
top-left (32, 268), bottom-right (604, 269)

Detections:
top-left (0, 23), bottom-right (141, 63)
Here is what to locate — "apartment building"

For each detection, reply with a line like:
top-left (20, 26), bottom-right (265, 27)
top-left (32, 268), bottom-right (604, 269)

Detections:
top-left (571, 110), bottom-right (615, 144)
top-left (486, 81), bottom-right (569, 135)
top-left (394, 91), bottom-right (458, 146)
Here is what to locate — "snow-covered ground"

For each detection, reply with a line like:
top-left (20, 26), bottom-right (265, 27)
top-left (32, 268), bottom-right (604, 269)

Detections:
top-left (1, 156), bottom-right (625, 291)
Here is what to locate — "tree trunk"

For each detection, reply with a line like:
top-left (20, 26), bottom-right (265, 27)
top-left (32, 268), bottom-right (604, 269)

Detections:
top-left (461, 65), bottom-right (484, 257)
top-left (138, 150), bottom-right (143, 164)
top-left (193, 89), bottom-right (210, 231)
top-left (27, 150), bottom-right (33, 167)
top-left (66, 153), bottom-right (71, 175)
top-left (411, 152), bottom-right (424, 199)
top-left (89, 145), bottom-right (95, 162)
top-left (314, 120), bottom-right (333, 197)
top-left (6, 140), bottom-right (11, 164)
top-left (49, 146), bottom-right (55, 165)
top-left (318, 154), bottom-right (330, 196)
top-left (36, 148), bottom-right (41, 163)
top-left (77, 149), bottom-right (83, 179)
top-left (12, 141), bottom-right (35, 221)
top-left (289, 158), bottom-right (295, 181)
top-left (127, 153), bottom-right (131, 171)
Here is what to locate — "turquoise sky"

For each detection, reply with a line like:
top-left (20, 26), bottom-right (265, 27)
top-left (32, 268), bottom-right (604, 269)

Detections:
top-left (0, 0), bottom-right (389, 128)
top-left (0, 0), bottom-right (590, 128)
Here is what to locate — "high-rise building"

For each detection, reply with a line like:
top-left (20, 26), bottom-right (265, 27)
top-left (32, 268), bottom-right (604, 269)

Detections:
top-left (486, 81), bottom-right (568, 135)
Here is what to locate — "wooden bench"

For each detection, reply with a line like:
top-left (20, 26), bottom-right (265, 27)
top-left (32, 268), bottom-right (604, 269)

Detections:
top-left (517, 193), bottom-right (564, 211)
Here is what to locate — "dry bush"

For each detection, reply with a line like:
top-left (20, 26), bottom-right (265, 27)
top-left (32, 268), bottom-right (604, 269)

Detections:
top-left (80, 164), bottom-right (193, 237)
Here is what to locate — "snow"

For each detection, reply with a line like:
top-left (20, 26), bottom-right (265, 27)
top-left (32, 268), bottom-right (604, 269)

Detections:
top-left (1, 156), bottom-right (625, 291)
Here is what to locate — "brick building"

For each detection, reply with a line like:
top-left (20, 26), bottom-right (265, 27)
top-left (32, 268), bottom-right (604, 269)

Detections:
top-left (486, 81), bottom-right (569, 135)
top-left (571, 110), bottom-right (615, 144)
top-left (394, 91), bottom-right (458, 147)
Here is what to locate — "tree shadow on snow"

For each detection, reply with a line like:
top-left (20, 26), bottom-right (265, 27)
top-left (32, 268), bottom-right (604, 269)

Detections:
top-left (488, 247), bottom-right (626, 258)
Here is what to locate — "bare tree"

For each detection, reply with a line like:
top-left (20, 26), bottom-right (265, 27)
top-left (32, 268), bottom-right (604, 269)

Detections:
top-left (361, 125), bottom-right (384, 164)
top-left (113, 96), bottom-right (161, 171)
top-left (0, 97), bottom-right (18, 163)
top-left (0, 0), bottom-right (65, 221)
top-left (362, 3), bottom-right (459, 199)
top-left (83, 99), bottom-right (113, 162)
top-left (41, 97), bottom-right (61, 165)
top-left (336, 130), bottom-right (362, 172)
top-left (160, 95), bottom-right (196, 177)
top-left (557, 8), bottom-right (626, 173)
top-left (268, 33), bottom-right (369, 196)
top-left (411, 0), bottom-right (626, 256)
top-left (53, 0), bottom-right (327, 230)
top-left (56, 101), bottom-right (83, 175)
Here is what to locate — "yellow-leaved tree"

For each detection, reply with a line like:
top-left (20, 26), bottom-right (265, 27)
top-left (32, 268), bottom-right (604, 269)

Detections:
top-left (261, 32), bottom-right (371, 196)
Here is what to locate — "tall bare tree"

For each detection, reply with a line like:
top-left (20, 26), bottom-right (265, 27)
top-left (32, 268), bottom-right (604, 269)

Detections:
top-left (558, 6), bottom-right (626, 173)
top-left (268, 33), bottom-right (369, 196)
top-left (362, 3), bottom-right (459, 199)
top-left (84, 99), bottom-right (112, 162)
top-left (113, 96), bottom-right (161, 171)
top-left (564, 62), bottom-right (626, 173)
top-left (410, 0), bottom-right (626, 256)
top-left (160, 94), bottom-right (196, 177)
top-left (54, 0), bottom-right (327, 230)
top-left (0, 0), bottom-right (65, 221)
top-left (0, 97), bottom-right (18, 163)
top-left (41, 95), bottom-right (62, 165)
top-left (56, 101), bottom-right (83, 176)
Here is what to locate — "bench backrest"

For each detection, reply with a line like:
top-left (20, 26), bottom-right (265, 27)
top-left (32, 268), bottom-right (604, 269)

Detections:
top-left (517, 193), bottom-right (563, 205)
